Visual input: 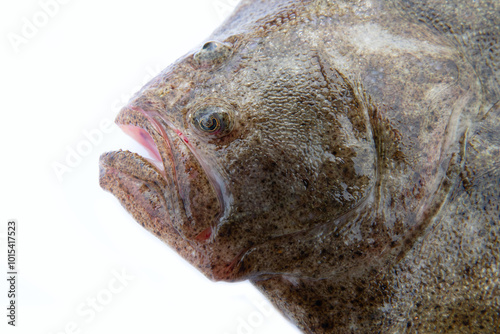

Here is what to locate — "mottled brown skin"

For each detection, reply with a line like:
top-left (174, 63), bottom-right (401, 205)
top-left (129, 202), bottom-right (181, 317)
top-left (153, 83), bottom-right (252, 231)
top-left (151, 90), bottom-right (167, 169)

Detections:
top-left (99, 0), bottom-right (499, 333)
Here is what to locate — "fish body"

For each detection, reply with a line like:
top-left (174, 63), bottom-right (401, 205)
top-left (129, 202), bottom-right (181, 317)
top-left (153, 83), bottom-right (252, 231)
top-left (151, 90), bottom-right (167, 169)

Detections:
top-left (100, 0), bottom-right (500, 332)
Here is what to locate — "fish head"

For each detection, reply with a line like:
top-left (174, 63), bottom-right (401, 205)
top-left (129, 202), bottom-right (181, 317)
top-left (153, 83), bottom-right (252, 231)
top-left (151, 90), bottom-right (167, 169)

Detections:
top-left (99, 32), bottom-right (377, 282)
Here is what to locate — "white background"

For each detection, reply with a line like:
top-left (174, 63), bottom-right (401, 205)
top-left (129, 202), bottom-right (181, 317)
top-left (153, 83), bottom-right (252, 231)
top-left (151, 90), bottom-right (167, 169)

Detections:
top-left (0, 1), bottom-right (300, 333)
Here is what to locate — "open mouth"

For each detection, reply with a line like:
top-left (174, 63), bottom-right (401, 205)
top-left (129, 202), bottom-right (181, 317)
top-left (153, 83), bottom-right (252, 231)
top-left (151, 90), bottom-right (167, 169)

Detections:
top-left (99, 105), bottom-right (222, 242)
top-left (119, 121), bottom-right (165, 175)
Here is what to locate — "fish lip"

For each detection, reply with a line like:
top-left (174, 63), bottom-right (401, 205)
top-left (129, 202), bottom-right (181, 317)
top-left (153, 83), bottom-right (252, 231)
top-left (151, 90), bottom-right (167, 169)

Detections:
top-left (114, 106), bottom-right (176, 190)
top-left (99, 105), bottom-right (185, 236)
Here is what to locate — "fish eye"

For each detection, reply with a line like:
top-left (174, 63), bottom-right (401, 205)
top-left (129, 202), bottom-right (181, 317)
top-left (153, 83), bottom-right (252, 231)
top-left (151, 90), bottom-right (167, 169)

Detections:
top-left (191, 105), bottom-right (234, 138)
top-left (193, 41), bottom-right (232, 67)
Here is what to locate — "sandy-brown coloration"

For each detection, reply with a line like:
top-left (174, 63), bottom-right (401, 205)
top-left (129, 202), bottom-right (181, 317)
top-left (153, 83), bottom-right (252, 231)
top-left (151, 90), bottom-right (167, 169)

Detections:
top-left (99, 0), bottom-right (499, 332)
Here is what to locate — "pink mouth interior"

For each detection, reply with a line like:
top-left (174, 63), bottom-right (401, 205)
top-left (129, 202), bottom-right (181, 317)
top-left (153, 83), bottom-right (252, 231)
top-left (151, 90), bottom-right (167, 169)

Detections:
top-left (119, 124), bottom-right (164, 171)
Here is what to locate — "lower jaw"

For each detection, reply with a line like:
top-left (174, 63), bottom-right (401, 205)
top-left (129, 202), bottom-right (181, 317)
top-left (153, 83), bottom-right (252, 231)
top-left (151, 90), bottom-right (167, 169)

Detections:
top-left (99, 150), bottom-right (171, 223)
top-left (99, 150), bottom-right (216, 276)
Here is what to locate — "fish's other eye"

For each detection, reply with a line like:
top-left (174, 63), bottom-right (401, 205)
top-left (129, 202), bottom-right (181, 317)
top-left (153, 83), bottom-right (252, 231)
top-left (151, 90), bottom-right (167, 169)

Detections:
top-left (191, 105), bottom-right (234, 138)
top-left (193, 41), bottom-right (232, 67)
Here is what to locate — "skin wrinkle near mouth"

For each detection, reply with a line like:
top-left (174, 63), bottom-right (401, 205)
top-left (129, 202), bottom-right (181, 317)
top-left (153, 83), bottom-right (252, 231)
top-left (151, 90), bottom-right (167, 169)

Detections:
top-left (129, 107), bottom-right (190, 219)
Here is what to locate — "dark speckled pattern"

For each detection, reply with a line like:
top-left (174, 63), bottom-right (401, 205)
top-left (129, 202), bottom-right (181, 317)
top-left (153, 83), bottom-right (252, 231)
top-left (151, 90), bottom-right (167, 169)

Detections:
top-left (99, 0), bottom-right (499, 332)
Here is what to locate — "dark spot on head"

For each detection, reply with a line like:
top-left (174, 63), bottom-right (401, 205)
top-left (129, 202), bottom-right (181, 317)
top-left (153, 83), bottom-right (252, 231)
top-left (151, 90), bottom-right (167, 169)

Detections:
top-left (321, 322), bottom-right (332, 330)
